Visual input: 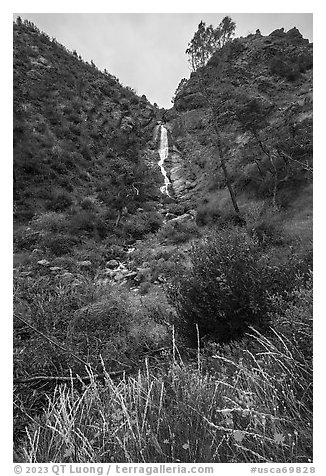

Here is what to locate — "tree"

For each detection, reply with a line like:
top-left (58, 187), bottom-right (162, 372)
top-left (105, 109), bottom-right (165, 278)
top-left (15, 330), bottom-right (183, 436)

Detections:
top-left (218, 16), bottom-right (236, 48)
top-left (185, 18), bottom-right (241, 215)
top-left (186, 17), bottom-right (236, 71)
top-left (236, 99), bottom-right (313, 209)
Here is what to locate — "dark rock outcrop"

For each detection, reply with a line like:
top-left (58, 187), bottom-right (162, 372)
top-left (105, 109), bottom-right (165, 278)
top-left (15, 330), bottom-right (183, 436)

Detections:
top-left (167, 28), bottom-right (312, 206)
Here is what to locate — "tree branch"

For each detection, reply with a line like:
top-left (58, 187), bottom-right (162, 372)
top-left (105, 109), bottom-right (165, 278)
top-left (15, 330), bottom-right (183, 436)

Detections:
top-left (277, 149), bottom-right (313, 173)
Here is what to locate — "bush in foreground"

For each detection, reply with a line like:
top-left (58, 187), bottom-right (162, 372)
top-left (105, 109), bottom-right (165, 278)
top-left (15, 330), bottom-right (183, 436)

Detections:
top-left (167, 227), bottom-right (311, 344)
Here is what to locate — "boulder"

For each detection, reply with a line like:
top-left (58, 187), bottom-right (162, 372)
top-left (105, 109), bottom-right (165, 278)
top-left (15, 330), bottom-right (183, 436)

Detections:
top-left (37, 259), bottom-right (50, 266)
top-left (168, 213), bottom-right (193, 224)
top-left (106, 259), bottom-right (119, 269)
top-left (124, 271), bottom-right (138, 279)
top-left (77, 260), bottom-right (92, 268)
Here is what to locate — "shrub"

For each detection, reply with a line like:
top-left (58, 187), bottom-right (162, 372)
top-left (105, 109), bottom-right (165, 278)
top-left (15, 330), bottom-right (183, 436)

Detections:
top-left (158, 220), bottom-right (200, 244)
top-left (269, 273), bottom-right (313, 362)
top-left (247, 217), bottom-right (284, 247)
top-left (166, 202), bottom-right (188, 216)
top-left (80, 197), bottom-right (97, 211)
top-left (195, 201), bottom-right (244, 228)
top-left (139, 281), bottom-right (151, 295)
top-left (47, 191), bottom-right (73, 212)
top-left (167, 227), bottom-right (310, 345)
top-left (39, 233), bottom-right (78, 256)
top-left (14, 227), bottom-right (39, 251)
top-left (122, 212), bottom-right (163, 240)
top-left (32, 212), bottom-right (68, 234)
top-left (270, 57), bottom-right (301, 81)
top-left (68, 210), bottom-right (96, 235)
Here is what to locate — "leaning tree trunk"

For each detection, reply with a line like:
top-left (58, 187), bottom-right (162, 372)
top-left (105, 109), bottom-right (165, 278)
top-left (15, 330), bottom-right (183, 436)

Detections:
top-left (214, 125), bottom-right (241, 215)
top-left (220, 154), bottom-right (240, 214)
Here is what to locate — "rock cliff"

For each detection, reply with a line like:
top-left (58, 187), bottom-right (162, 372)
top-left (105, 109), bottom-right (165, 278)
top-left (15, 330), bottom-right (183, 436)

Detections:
top-left (163, 27), bottom-right (313, 210)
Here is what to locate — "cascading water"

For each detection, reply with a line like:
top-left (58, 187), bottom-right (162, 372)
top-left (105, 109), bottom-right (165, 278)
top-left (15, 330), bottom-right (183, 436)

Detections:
top-left (158, 125), bottom-right (171, 196)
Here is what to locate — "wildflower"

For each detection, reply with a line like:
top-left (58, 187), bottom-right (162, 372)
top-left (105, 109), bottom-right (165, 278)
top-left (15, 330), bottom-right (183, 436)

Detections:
top-left (182, 443), bottom-right (190, 450)
top-left (274, 432), bottom-right (285, 445)
top-left (233, 430), bottom-right (245, 443)
top-left (163, 439), bottom-right (169, 444)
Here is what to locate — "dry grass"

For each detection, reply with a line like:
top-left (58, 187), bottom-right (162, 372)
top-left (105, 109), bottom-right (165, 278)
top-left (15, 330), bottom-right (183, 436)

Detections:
top-left (18, 307), bottom-right (312, 463)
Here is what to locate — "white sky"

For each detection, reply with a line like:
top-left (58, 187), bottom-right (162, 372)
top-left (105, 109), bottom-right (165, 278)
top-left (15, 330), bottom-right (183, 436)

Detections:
top-left (13, 12), bottom-right (313, 108)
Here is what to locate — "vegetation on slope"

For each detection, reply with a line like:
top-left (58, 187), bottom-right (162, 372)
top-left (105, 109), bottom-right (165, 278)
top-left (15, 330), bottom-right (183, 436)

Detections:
top-left (170, 24), bottom-right (313, 213)
top-left (13, 17), bottom-right (313, 464)
top-left (14, 18), bottom-right (160, 226)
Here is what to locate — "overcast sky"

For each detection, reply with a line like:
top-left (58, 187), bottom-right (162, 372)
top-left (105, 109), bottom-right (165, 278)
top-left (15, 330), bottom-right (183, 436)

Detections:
top-left (14, 13), bottom-right (313, 108)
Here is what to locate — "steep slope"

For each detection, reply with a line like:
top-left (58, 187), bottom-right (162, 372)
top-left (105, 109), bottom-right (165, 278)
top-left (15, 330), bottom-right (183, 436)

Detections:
top-left (163, 27), bottom-right (313, 225)
top-left (13, 18), bottom-right (161, 223)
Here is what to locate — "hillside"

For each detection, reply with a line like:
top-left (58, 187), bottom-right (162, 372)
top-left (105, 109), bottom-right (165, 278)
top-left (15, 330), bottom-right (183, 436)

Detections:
top-left (162, 27), bottom-right (312, 240)
top-left (13, 18), bottom-right (313, 464)
top-left (14, 18), bottom-right (162, 223)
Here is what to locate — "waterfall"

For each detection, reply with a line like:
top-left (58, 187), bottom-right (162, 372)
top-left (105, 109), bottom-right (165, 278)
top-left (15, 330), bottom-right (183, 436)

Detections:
top-left (158, 125), bottom-right (171, 196)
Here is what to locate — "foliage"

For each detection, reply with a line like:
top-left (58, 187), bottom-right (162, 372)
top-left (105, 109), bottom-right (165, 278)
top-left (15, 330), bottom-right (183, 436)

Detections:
top-left (16, 285), bottom-right (312, 463)
top-left (270, 58), bottom-right (301, 81)
top-left (195, 200), bottom-right (244, 227)
top-left (167, 227), bottom-right (311, 344)
top-left (186, 17), bottom-right (236, 71)
top-left (234, 97), bottom-right (313, 208)
top-left (158, 219), bottom-right (200, 244)
top-left (270, 51), bottom-right (312, 81)
top-left (120, 211), bottom-right (163, 240)
top-left (13, 18), bottom-right (157, 223)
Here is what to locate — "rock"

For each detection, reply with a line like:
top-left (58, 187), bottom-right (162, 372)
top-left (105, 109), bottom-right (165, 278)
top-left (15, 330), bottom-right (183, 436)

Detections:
top-left (124, 271), bottom-right (138, 279)
top-left (269, 28), bottom-right (285, 38)
top-left (20, 271), bottom-right (32, 277)
top-left (37, 259), bottom-right (50, 266)
top-left (106, 259), bottom-right (119, 269)
top-left (77, 260), bottom-right (92, 268)
top-left (120, 116), bottom-right (135, 131)
top-left (104, 269), bottom-right (116, 278)
top-left (120, 268), bottom-right (130, 275)
top-left (168, 213), bottom-right (193, 224)
top-left (286, 27), bottom-right (304, 40)
top-left (61, 272), bottom-right (73, 280)
top-left (165, 213), bottom-right (178, 220)
top-left (50, 266), bottom-right (62, 272)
